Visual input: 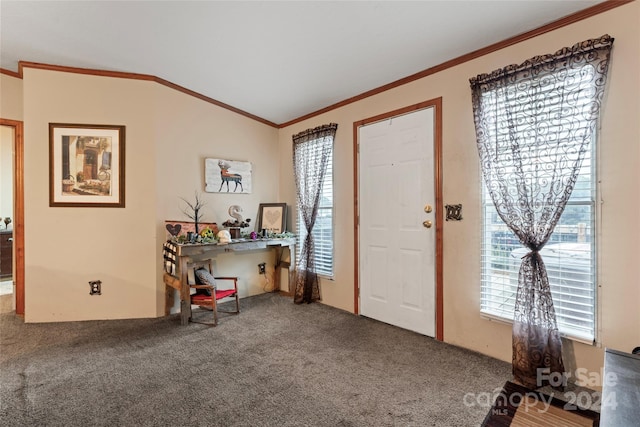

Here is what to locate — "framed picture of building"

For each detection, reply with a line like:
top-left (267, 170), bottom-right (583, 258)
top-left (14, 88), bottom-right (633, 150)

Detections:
top-left (49, 123), bottom-right (125, 207)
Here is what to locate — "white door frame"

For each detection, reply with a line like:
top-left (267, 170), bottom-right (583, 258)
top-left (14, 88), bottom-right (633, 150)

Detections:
top-left (353, 98), bottom-right (443, 340)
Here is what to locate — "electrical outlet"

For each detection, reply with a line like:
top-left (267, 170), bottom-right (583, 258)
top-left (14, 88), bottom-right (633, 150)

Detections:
top-left (258, 263), bottom-right (266, 274)
top-left (89, 280), bottom-right (102, 295)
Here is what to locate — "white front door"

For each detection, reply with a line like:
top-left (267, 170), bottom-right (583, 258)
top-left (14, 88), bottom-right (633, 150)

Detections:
top-left (358, 107), bottom-right (436, 337)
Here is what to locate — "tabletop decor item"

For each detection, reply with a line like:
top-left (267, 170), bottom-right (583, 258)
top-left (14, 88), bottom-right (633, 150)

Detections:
top-left (222, 205), bottom-right (251, 238)
top-left (257, 203), bottom-right (287, 234)
top-left (164, 221), bottom-right (219, 243)
top-left (180, 192), bottom-right (206, 234)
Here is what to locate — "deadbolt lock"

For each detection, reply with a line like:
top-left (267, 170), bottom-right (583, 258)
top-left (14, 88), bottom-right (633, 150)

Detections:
top-left (423, 220), bottom-right (433, 228)
top-left (424, 204), bottom-right (433, 213)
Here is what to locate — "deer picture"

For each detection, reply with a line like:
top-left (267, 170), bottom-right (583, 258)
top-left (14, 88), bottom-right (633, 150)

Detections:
top-left (218, 160), bottom-right (243, 192)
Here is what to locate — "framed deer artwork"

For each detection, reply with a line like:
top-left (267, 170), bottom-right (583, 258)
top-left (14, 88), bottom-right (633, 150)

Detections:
top-left (204, 158), bottom-right (252, 194)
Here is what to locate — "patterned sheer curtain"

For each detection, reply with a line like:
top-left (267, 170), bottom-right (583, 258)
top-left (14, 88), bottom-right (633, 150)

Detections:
top-left (470, 35), bottom-right (613, 388)
top-left (292, 123), bottom-right (338, 304)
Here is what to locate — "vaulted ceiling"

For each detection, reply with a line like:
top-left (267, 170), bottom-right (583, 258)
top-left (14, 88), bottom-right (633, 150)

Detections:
top-left (1, 1), bottom-right (607, 125)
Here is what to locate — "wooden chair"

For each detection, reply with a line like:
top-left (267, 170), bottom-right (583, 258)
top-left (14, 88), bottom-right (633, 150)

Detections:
top-left (189, 259), bottom-right (240, 326)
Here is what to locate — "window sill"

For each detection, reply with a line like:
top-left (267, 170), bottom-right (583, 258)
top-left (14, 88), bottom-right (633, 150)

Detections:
top-left (480, 312), bottom-right (596, 346)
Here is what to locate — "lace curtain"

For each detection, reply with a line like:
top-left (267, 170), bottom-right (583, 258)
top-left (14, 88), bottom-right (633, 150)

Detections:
top-left (292, 123), bottom-right (338, 304)
top-left (470, 35), bottom-right (613, 388)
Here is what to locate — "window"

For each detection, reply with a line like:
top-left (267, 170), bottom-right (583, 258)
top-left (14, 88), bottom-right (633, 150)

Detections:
top-left (292, 123), bottom-right (337, 303)
top-left (480, 86), bottom-right (597, 343)
top-left (296, 151), bottom-right (334, 278)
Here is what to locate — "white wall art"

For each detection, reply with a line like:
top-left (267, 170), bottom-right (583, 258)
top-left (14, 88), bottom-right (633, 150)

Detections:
top-left (205, 158), bottom-right (252, 194)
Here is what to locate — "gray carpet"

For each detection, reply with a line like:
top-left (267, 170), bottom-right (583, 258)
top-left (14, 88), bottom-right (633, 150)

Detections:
top-left (1, 293), bottom-right (513, 426)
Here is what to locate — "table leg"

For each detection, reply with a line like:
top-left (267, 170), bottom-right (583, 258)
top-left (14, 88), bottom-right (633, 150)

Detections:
top-left (288, 243), bottom-right (296, 294)
top-left (273, 247), bottom-right (282, 293)
top-left (165, 284), bottom-right (174, 316)
top-left (178, 256), bottom-right (191, 325)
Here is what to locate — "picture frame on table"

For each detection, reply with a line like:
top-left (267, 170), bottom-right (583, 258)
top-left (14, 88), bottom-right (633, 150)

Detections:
top-left (49, 123), bottom-right (125, 207)
top-left (257, 203), bottom-right (287, 234)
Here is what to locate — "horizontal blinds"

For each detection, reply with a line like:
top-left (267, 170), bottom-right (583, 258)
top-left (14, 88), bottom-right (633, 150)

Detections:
top-left (481, 123), bottom-right (596, 341)
top-left (480, 82), bottom-right (596, 341)
top-left (480, 202), bottom-right (596, 341)
top-left (296, 147), bottom-right (334, 278)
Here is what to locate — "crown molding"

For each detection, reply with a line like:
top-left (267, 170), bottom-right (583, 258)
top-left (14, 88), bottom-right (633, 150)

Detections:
top-left (0, 68), bottom-right (21, 79)
top-left (16, 61), bottom-right (278, 128)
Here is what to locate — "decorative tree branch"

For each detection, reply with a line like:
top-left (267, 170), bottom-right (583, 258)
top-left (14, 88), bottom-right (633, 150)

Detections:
top-left (180, 192), bottom-right (206, 234)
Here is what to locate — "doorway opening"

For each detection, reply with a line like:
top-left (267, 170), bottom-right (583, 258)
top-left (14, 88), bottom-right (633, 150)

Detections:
top-left (0, 119), bottom-right (24, 315)
top-left (353, 98), bottom-right (443, 340)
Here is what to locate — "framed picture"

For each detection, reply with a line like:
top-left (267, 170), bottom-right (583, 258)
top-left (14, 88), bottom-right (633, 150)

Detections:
top-left (204, 158), bottom-right (252, 194)
top-left (257, 203), bottom-right (287, 234)
top-left (49, 123), bottom-right (125, 207)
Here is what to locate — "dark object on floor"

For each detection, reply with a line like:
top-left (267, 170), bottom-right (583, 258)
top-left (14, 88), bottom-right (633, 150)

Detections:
top-left (481, 381), bottom-right (599, 427)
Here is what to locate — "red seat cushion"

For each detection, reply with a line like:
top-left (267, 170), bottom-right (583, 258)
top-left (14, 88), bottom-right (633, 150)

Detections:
top-left (191, 294), bottom-right (212, 302)
top-left (215, 289), bottom-right (236, 300)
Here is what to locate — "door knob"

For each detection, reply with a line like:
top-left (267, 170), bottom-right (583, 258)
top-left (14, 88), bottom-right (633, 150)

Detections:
top-left (424, 204), bottom-right (432, 213)
top-left (423, 220), bottom-right (432, 228)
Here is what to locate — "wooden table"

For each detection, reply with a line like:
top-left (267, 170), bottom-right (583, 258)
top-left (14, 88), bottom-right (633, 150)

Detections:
top-left (600, 348), bottom-right (640, 426)
top-left (163, 238), bottom-right (295, 325)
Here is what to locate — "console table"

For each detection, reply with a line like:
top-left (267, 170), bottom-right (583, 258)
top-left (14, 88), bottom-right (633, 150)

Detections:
top-left (163, 238), bottom-right (295, 325)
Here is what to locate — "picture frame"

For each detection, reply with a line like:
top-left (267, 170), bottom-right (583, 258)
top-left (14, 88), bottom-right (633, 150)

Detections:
top-left (49, 123), bottom-right (125, 207)
top-left (257, 203), bottom-right (287, 234)
top-left (204, 158), bottom-right (252, 194)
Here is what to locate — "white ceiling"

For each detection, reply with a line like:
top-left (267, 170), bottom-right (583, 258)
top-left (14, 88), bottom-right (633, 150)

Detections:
top-left (1, 1), bottom-right (605, 125)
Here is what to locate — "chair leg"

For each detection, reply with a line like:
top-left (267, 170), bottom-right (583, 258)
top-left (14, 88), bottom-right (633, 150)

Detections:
top-left (214, 278), bottom-right (240, 316)
top-left (212, 294), bottom-right (219, 326)
top-left (233, 278), bottom-right (240, 314)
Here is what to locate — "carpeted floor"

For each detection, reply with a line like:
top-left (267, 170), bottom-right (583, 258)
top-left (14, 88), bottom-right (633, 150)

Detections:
top-left (1, 292), bottom-right (514, 426)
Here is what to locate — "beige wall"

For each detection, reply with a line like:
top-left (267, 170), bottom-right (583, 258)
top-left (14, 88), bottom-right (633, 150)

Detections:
top-left (21, 68), bottom-right (280, 322)
top-left (278, 2), bottom-right (640, 378)
top-left (1, 126), bottom-right (14, 220)
top-left (0, 74), bottom-right (22, 221)
top-left (0, 74), bottom-right (23, 120)
top-left (23, 68), bottom-right (158, 321)
top-left (152, 83), bottom-right (280, 314)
